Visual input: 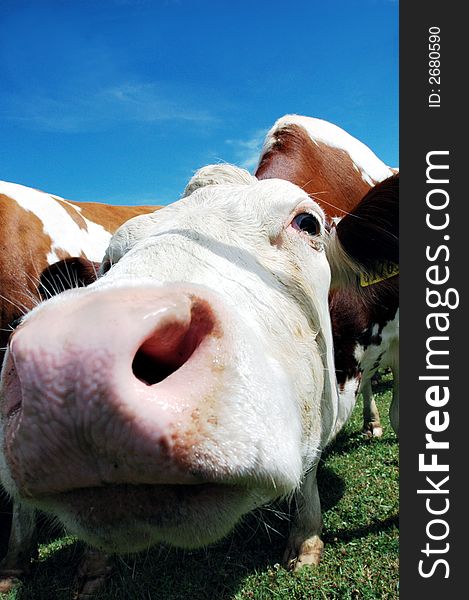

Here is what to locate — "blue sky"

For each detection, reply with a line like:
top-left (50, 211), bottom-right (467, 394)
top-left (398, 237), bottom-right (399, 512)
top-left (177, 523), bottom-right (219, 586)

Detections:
top-left (0, 0), bottom-right (398, 206)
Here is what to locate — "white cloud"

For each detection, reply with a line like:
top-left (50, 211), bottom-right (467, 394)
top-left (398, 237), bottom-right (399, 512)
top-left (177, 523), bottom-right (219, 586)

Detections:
top-left (0, 82), bottom-right (216, 133)
top-left (225, 128), bottom-right (268, 172)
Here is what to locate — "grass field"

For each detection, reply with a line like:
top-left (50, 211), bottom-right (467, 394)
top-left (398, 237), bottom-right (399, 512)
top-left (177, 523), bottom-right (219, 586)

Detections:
top-left (2, 374), bottom-right (398, 600)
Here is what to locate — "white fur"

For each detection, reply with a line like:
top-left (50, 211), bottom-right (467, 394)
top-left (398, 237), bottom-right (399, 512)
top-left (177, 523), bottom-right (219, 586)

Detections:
top-left (325, 228), bottom-right (363, 289)
top-left (331, 376), bottom-right (361, 440)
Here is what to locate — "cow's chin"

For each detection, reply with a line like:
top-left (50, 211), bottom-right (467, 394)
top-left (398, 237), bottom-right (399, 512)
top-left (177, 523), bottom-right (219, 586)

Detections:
top-left (35, 483), bottom-right (265, 553)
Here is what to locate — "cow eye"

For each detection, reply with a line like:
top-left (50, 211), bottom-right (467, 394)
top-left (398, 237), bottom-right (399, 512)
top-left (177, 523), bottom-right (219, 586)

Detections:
top-left (291, 213), bottom-right (321, 236)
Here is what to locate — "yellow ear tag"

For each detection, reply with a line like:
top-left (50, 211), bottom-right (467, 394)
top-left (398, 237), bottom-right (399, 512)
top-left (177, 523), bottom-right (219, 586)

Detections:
top-left (359, 261), bottom-right (399, 287)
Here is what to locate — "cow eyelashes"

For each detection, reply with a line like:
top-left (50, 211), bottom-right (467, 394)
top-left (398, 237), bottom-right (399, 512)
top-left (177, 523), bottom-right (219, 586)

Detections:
top-left (291, 212), bottom-right (321, 236)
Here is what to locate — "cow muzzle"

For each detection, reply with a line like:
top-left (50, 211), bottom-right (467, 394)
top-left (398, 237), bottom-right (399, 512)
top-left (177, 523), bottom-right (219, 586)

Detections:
top-left (1, 283), bottom-right (235, 499)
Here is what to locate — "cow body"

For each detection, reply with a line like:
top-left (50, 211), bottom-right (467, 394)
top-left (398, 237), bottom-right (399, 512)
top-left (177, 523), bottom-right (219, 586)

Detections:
top-left (0, 167), bottom-right (398, 586)
top-left (0, 180), bottom-right (158, 362)
top-left (256, 115), bottom-right (399, 436)
top-left (0, 180), bottom-right (158, 591)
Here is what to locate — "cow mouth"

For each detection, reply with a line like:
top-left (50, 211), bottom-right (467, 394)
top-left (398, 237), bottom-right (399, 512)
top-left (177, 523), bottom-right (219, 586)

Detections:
top-left (53, 482), bottom-right (228, 519)
top-left (43, 482), bottom-right (247, 551)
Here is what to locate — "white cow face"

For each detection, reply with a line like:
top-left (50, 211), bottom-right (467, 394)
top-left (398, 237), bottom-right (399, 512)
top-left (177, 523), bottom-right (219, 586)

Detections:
top-left (0, 175), bottom-right (339, 553)
top-left (100, 176), bottom-right (339, 455)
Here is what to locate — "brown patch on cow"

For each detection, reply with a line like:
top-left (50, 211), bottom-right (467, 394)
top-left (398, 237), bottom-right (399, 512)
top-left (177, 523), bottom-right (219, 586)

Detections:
top-left (0, 195), bottom-right (54, 361)
top-left (73, 201), bottom-right (159, 233)
top-left (329, 278), bottom-right (399, 387)
top-left (0, 195), bottom-right (160, 364)
top-left (256, 124), bottom-right (371, 218)
top-left (53, 197), bottom-right (89, 231)
top-left (330, 288), bottom-right (370, 386)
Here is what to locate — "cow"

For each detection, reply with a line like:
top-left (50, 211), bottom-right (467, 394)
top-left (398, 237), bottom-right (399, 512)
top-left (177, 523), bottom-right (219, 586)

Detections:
top-left (0, 166), bottom-right (398, 596)
top-left (255, 114), bottom-right (399, 437)
top-left (0, 180), bottom-right (159, 593)
top-left (0, 180), bottom-right (159, 363)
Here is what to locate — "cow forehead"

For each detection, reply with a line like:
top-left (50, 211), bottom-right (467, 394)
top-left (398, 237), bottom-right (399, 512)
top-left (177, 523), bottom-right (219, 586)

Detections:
top-left (175, 178), bottom-right (317, 223)
top-left (109, 178), bottom-right (321, 254)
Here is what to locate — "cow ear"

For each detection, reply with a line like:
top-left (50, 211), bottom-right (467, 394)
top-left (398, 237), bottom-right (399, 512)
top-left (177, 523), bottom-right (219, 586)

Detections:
top-left (327, 174), bottom-right (399, 289)
top-left (39, 257), bottom-right (100, 300)
top-left (183, 163), bottom-right (257, 197)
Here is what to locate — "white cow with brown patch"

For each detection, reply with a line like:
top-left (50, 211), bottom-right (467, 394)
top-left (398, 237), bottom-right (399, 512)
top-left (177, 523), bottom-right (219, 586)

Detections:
top-left (0, 166), bottom-right (398, 594)
top-left (0, 180), bottom-right (159, 362)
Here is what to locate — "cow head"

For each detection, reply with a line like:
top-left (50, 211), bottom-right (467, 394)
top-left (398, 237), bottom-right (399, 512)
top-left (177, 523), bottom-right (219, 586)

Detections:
top-left (0, 166), bottom-right (397, 554)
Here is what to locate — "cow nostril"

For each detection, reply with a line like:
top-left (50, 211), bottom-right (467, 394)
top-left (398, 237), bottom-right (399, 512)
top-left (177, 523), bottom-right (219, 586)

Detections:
top-left (132, 347), bottom-right (181, 385)
top-left (132, 300), bottom-right (216, 386)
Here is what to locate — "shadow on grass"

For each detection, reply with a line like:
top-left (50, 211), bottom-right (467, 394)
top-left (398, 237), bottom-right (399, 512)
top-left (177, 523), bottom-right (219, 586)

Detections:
top-left (323, 429), bottom-right (398, 458)
top-left (11, 468), bottom-right (346, 600)
top-left (325, 514), bottom-right (399, 544)
top-left (318, 465), bottom-right (346, 513)
top-left (13, 509), bottom-right (398, 600)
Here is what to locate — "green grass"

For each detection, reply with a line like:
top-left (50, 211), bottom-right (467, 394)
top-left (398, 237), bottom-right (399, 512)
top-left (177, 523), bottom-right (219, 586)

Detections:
top-left (2, 374), bottom-right (398, 599)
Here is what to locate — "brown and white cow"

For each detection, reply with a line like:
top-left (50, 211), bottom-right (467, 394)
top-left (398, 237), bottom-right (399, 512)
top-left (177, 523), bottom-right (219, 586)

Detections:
top-left (0, 166), bottom-right (398, 594)
top-left (0, 180), bottom-right (159, 363)
top-left (0, 180), bottom-right (159, 592)
top-left (255, 115), bottom-right (399, 437)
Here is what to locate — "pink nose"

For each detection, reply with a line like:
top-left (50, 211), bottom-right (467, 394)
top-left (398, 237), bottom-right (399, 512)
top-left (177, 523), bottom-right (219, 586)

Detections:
top-left (2, 284), bottom-right (225, 497)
